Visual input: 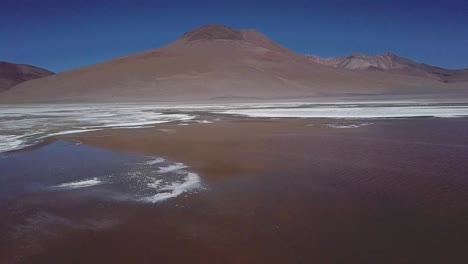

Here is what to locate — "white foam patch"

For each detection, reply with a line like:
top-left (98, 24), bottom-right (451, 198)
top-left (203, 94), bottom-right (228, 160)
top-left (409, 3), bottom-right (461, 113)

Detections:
top-left (111, 126), bottom-right (154, 129)
top-left (147, 179), bottom-right (163, 189)
top-left (47, 129), bottom-right (103, 137)
top-left (325, 123), bottom-right (373, 128)
top-left (158, 128), bottom-right (176, 133)
top-left (145, 157), bottom-right (165, 165)
top-left (141, 172), bottom-right (201, 203)
top-left (53, 178), bottom-right (102, 189)
top-left (0, 135), bottom-right (26, 152)
top-left (196, 120), bottom-right (213, 124)
top-left (158, 163), bottom-right (188, 173)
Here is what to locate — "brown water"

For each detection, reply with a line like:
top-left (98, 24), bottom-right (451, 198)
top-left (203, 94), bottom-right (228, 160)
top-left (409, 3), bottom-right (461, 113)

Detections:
top-left (1, 118), bottom-right (468, 263)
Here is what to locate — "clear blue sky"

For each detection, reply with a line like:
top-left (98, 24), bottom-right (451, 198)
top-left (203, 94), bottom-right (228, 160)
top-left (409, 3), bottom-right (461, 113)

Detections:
top-left (2, 0), bottom-right (467, 72)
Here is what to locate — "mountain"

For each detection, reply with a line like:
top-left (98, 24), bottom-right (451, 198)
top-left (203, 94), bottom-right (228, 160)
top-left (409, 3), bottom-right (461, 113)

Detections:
top-left (305, 52), bottom-right (468, 83)
top-left (1, 25), bottom-right (466, 103)
top-left (0, 62), bottom-right (54, 92)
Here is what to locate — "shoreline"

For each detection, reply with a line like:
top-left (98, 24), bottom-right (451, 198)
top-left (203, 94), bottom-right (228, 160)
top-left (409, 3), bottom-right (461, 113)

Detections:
top-left (1, 101), bottom-right (468, 154)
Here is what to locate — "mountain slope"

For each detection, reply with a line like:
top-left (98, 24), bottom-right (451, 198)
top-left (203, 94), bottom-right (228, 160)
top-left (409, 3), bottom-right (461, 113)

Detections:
top-left (0, 62), bottom-right (54, 92)
top-left (1, 25), bottom-right (466, 103)
top-left (305, 53), bottom-right (468, 83)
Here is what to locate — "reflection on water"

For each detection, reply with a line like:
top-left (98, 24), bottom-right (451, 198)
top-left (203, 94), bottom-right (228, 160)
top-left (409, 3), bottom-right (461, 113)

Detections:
top-left (0, 141), bottom-right (203, 202)
top-left (1, 116), bottom-right (468, 263)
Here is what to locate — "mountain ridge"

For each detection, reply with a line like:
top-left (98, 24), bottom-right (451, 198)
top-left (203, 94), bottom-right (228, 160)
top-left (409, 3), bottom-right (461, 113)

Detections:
top-left (0, 62), bottom-right (54, 92)
top-left (305, 52), bottom-right (468, 83)
top-left (1, 24), bottom-right (467, 103)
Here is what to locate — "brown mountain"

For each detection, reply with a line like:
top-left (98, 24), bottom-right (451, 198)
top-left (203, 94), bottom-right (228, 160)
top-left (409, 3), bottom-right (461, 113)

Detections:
top-left (305, 52), bottom-right (468, 83)
top-left (1, 25), bottom-right (467, 103)
top-left (0, 62), bottom-right (54, 92)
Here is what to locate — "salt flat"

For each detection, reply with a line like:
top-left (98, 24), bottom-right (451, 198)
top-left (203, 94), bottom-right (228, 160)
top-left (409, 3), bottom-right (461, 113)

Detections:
top-left (1, 101), bottom-right (468, 153)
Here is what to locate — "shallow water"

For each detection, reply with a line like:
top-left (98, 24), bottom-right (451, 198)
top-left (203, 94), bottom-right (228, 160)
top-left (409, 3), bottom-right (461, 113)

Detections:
top-left (0, 141), bottom-right (203, 203)
top-left (1, 105), bottom-right (468, 263)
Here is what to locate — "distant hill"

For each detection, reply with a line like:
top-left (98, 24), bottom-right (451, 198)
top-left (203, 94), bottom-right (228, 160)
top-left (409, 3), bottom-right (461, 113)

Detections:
top-left (0, 62), bottom-right (54, 92)
top-left (305, 52), bottom-right (468, 83)
top-left (1, 25), bottom-right (467, 103)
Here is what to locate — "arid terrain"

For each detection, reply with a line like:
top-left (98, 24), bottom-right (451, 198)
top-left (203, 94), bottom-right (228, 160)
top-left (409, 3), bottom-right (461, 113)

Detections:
top-left (305, 52), bottom-right (468, 82)
top-left (1, 25), bottom-right (467, 103)
top-left (0, 62), bottom-right (54, 92)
